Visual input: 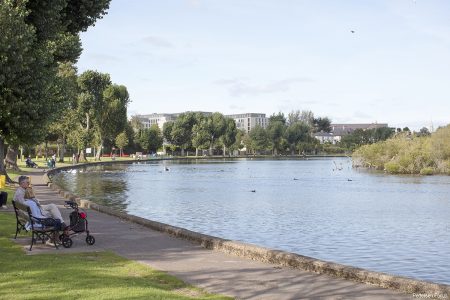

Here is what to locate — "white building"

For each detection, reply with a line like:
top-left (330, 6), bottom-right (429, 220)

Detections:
top-left (225, 113), bottom-right (268, 133)
top-left (136, 113), bottom-right (177, 131)
top-left (313, 132), bottom-right (337, 144)
top-left (136, 112), bottom-right (268, 134)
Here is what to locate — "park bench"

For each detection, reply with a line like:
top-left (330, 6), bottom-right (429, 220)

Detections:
top-left (12, 200), bottom-right (61, 250)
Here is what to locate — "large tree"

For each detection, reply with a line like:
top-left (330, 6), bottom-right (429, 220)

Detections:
top-left (267, 120), bottom-right (286, 155)
top-left (285, 122), bottom-right (311, 155)
top-left (95, 84), bottom-right (130, 159)
top-left (220, 118), bottom-right (238, 156)
top-left (76, 70), bottom-right (111, 160)
top-left (249, 125), bottom-right (269, 154)
top-left (0, 0), bottom-right (110, 177)
top-left (170, 112), bottom-right (197, 156)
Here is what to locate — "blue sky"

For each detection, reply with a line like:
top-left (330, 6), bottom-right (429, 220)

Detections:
top-left (77, 0), bottom-right (450, 130)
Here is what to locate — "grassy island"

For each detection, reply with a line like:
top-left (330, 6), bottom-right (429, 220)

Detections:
top-left (352, 125), bottom-right (450, 175)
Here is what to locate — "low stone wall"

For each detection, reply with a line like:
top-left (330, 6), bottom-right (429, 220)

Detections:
top-left (44, 163), bottom-right (450, 298)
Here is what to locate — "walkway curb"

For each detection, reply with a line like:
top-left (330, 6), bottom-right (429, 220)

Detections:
top-left (45, 164), bottom-right (450, 299)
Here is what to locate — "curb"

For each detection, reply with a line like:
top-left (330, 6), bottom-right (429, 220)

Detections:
top-left (44, 163), bottom-right (450, 299)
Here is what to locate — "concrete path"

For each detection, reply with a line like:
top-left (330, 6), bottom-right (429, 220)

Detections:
top-left (10, 172), bottom-right (413, 299)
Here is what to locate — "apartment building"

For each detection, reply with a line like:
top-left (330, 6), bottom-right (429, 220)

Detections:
top-left (225, 113), bottom-right (268, 133)
top-left (136, 112), bottom-right (268, 134)
top-left (136, 112), bottom-right (213, 131)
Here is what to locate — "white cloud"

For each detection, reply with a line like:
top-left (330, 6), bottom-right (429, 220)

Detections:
top-left (216, 78), bottom-right (314, 97)
top-left (142, 36), bottom-right (175, 48)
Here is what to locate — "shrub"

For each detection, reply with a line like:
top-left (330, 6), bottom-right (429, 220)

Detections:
top-left (384, 162), bottom-right (400, 174)
top-left (420, 167), bottom-right (434, 175)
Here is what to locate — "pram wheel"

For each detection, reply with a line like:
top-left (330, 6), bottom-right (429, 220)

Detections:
top-left (62, 237), bottom-right (73, 248)
top-left (86, 235), bottom-right (95, 245)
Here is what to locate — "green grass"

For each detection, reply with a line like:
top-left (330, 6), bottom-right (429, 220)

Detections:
top-left (0, 189), bottom-right (231, 300)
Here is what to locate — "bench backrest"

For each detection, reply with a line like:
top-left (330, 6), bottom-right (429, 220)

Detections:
top-left (12, 200), bottom-right (30, 226)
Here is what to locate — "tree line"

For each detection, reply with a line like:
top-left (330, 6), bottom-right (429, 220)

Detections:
top-left (126, 111), bottom-right (334, 157)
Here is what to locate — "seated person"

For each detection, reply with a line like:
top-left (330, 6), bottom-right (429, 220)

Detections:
top-left (14, 176), bottom-right (68, 231)
top-left (24, 188), bottom-right (63, 230)
top-left (25, 157), bottom-right (38, 168)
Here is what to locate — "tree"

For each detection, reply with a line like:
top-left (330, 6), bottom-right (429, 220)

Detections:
top-left (47, 62), bottom-right (79, 162)
top-left (77, 70), bottom-right (112, 160)
top-left (269, 112), bottom-right (286, 125)
top-left (170, 113), bottom-right (197, 156)
top-left (139, 125), bottom-right (163, 154)
top-left (0, 0), bottom-right (110, 178)
top-left (99, 84), bottom-right (130, 154)
top-left (417, 127), bottom-right (431, 137)
top-left (267, 120), bottom-right (286, 155)
top-left (285, 122), bottom-right (310, 155)
top-left (249, 126), bottom-right (269, 154)
top-left (220, 118), bottom-right (238, 156)
top-left (115, 132), bottom-right (128, 157)
top-left (299, 110), bottom-right (315, 127)
top-left (313, 117), bottom-right (332, 133)
top-left (206, 112), bottom-right (227, 155)
top-left (287, 110), bottom-right (301, 125)
top-left (162, 121), bottom-right (174, 154)
top-left (192, 119), bottom-right (210, 156)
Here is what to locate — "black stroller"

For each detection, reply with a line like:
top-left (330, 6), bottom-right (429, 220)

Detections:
top-left (59, 200), bottom-right (95, 248)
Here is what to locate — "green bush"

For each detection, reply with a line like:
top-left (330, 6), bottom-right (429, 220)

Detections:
top-left (384, 162), bottom-right (400, 174)
top-left (353, 124), bottom-right (450, 175)
top-left (420, 167), bottom-right (434, 175)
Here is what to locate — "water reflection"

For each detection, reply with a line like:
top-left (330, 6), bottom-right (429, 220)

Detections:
top-left (52, 158), bottom-right (450, 285)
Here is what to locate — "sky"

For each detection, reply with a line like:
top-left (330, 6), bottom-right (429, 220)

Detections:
top-left (76, 0), bottom-right (450, 130)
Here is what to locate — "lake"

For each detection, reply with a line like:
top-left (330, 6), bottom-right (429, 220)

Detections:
top-left (52, 157), bottom-right (450, 285)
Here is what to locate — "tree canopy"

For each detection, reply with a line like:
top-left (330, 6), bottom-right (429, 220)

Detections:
top-left (0, 0), bottom-right (111, 175)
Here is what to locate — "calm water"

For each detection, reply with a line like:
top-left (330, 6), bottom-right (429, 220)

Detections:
top-left (52, 157), bottom-right (450, 285)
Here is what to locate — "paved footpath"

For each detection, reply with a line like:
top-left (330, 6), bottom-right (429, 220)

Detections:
top-left (10, 173), bottom-right (413, 299)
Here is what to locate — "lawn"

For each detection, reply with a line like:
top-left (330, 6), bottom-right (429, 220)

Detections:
top-left (0, 187), bottom-right (231, 300)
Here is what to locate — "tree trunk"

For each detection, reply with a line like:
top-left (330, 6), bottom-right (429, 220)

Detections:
top-left (5, 147), bottom-right (20, 171)
top-left (0, 138), bottom-right (14, 182)
top-left (181, 147), bottom-right (185, 156)
top-left (223, 145), bottom-right (226, 157)
top-left (96, 143), bottom-right (102, 161)
top-left (45, 141), bottom-right (48, 160)
top-left (0, 137), bottom-right (6, 175)
top-left (59, 136), bottom-right (66, 162)
top-left (195, 148), bottom-right (198, 157)
top-left (79, 150), bottom-right (86, 162)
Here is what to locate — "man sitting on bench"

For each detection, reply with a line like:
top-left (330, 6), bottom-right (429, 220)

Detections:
top-left (13, 176), bottom-right (68, 230)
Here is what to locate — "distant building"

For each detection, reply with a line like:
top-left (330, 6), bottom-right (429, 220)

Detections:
top-left (137, 113), bottom-right (176, 130)
top-left (225, 113), bottom-right (268, 133)
top-left (329, 123), bottom-right (389, 143)
top-left (137, 112), bottom-right (268, 134)
top-left (136, 111), bottom-right (213, 131)
top-left (313, 131), bottom-right (336, 144)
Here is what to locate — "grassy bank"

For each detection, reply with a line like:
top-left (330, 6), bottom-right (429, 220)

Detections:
top-left (353, 124), bottom-right (450, 175)
top-left (0, 187), bottom-right (230, 300)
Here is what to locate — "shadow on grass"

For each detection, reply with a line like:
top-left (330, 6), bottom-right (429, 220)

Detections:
top-left (0, 213), bottom-right (231, 300)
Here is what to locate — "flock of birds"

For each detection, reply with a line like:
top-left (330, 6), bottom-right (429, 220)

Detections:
top-left (156, 160), bottom-right (353, 193)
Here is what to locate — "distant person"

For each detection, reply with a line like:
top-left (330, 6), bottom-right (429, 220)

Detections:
top-left (25, 156), bottom-right (38, 168)
top-left (72, 153), bottom-right (76, 165)
top-left (51, 153), bottom-right (56, 168)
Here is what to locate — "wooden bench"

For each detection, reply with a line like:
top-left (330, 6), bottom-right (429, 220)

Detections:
top-left (12, 200), bottom-right (61, 250)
